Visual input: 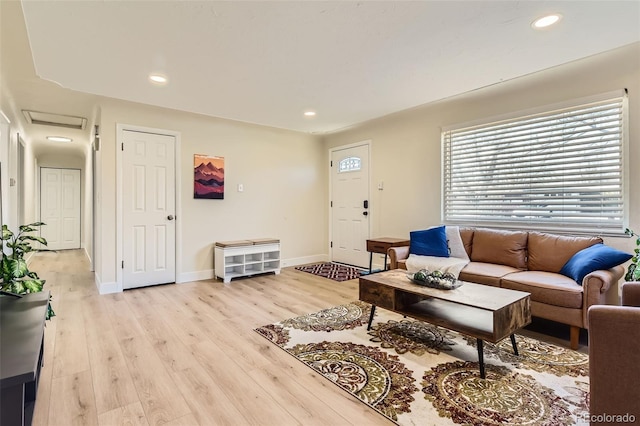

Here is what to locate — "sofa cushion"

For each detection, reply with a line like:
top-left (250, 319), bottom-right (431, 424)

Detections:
top-left (446, 226), bottom-right (469, 260)
top-left (470, 228), bottom-right (528, 269)
top-left (501, 271), bottom-right (583, 309)
top-left (410, 226), bottom-right (450, 257)
top-left (460, 228), bottom-right (474, 258)
top-left (559, 243), bottom-right (632, 284)
top-left (459, 262), bottom-right (520, 287)
top-left (527, 232), bottom-right (602, 273)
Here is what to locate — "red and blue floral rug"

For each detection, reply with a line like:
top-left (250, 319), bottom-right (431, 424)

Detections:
top-left (295, 262), bottom-right (364, 282)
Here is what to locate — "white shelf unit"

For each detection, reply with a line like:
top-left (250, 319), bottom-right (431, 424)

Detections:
top-left (214, 239), bottom-right (280, 283)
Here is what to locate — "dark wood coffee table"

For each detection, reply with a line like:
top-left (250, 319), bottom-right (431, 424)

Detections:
top-left (359, 269), bottom-right (531, 378)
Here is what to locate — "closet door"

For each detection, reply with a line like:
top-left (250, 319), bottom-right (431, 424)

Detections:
top-left (40, 168), bottom-right (81, 250)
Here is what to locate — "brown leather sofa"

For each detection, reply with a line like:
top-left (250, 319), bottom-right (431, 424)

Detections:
top-left (388, 227), bottom-right (625, 349)
top-left (588, 282), bottom-right (640, 422)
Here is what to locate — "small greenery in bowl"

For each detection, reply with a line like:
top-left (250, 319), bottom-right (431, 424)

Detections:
top-left (407, 269), bottom-right (461, 290)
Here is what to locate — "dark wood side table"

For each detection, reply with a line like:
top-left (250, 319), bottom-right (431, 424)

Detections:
top-left (1, 291), bottom-right (50, 426)
top-left (366, 237), bottom-right (410, 273)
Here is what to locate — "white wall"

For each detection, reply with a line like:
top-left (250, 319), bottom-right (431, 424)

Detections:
top-left (323, 42), bottom-right (640, 255)
top-left (0, 116), bottom-right (10, 230)
top-left (95, 99), bottom-right (327, 290)
top-left (0, 114), bottom-right (37, 231)
top-left (7, 127), bottom-right (19, 231)
top-left (21, 137), bottom-right (38, 225)
top-left (83, 140), bottom-right (94, 265)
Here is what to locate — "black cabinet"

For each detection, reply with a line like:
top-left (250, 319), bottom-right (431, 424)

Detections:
top-left (1, 291), bottom-right (49, 426)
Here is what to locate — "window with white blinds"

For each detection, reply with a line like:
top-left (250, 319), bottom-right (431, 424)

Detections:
top-left (442, 94), bottom-right (627, 234)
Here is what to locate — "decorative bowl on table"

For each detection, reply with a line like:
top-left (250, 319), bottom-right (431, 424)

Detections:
top-left (406, 269), bottom-right (463, 290)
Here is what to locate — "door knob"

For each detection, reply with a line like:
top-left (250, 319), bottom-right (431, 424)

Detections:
top-left (167, 215), bottom-right (175, 220)
top-left (363, 211), bottom-right (368, 216)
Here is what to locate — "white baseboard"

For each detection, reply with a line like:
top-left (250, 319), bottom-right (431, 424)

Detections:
top-left (177, 269), bottom-right (214, 284)
top-left (95, 273), bottom-right (120, 294)
top-left (282, 255), bottom-right (374, 269)
top-left (95, 255), bottom-right (332, 292)
top-left (177, 255), bottom-right (329, 284)
top-left (83, 247), bottom-right (94, 269)
top-left (281, 254), bottom-right (329, 268)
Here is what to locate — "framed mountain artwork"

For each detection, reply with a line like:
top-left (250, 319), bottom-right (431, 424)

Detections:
top-left (194, 154), bottom-right (224, 199)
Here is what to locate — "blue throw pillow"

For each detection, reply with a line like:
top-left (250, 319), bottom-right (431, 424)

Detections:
top-left (410, 226), bottom-right (450, 258)
top-left (559, 243), bottom-right (632, 284)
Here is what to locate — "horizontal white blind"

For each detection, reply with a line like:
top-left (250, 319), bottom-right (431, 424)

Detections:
top-left (443, 97), bottom-right (625, 233)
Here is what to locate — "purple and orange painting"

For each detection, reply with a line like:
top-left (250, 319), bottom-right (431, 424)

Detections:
top-left (194, 154), bottom-right (224, 199)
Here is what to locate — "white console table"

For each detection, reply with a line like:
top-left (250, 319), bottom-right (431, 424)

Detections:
top-left (214, 238), bottom-right (280, 283)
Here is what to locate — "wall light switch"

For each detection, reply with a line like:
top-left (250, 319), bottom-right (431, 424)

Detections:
top-left (378, 181), bottom-right (384, 190)
top-left (238, 183), bottom-right (244, 192)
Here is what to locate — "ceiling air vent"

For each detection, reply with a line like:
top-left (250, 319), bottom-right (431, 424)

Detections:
top-left (22, 110), bottom-right (87, 130)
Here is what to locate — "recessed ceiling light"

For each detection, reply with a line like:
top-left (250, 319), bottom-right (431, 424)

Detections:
top-left (149, 73), bottom-right (168, 85)
top-left (532, 14), bottom-right (562, 29)
top-left (304, 111), bottom-right (316, 117)
top-left (47, 136), bottom-right (72, 142)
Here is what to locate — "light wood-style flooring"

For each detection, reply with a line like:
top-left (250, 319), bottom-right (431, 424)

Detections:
top-left (30, 249), bottom-right (582, 426)
top-left (31, 250), bottom-right (392, 426)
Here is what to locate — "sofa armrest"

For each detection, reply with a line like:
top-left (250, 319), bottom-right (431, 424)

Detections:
top-left (581, 265), bottom-right (624, 327)
top-left (388, 246), bottom-right (410, 270)
top-left (622, 282), bottom-right (640, 306)
top-left (583, 265), bottom-right (624, 293)
top-left (588, 305), bottom-right (640, 419)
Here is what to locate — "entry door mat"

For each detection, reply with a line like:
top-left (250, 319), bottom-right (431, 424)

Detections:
top-left (295, 262), bottom-right (364, 282)
top-left (255, 301), bottom-right (589, 425)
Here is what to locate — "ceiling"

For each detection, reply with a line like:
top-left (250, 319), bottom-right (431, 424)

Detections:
top-left (2, 1), bottom-right (640, 156)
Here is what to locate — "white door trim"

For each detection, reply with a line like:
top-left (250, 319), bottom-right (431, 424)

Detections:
top-left (116, 123), bottom-right (182, 292)
top-left (328, 140), bottom-right (372, 265)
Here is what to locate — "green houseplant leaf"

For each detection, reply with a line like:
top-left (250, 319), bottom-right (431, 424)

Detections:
top-left (2, 258), bottom-right (29, 279)
top-left (624, 228), bottom-right (640, 282)
top-left (20, 235), bottom-right (48, 246)
top-left (1, 226), bottom-right (13, 240)
top-left (1, 222), bottom-right (55, 319)
top-left (22, 279), bottom-right (45, 293)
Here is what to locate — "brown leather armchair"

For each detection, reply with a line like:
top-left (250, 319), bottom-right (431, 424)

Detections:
top-left (588, 282), bottom-right (640, 423)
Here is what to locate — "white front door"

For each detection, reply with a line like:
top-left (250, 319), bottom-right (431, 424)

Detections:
top-left (40, 168), bottom-right (81, 250)
top-left (122, 130), bottom-right (176, 289)
top-left (330, 143), bottom-right (370, 267)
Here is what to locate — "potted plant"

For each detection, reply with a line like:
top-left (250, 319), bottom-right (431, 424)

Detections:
top-left (0, 222), bottom-right (55, 319)
top-left (624, 228), bottom-right (640, 281)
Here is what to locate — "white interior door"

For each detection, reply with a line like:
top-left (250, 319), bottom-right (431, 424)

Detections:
top-left (331, 143), bottom-right (370, 267)
top-left (40, 168), bottom-right (81, 250)
top-left (122, 130), bottom-right (176, 289)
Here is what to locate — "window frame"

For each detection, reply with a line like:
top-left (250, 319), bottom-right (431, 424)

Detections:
top-left (441, 90), bottom-right (629, 236)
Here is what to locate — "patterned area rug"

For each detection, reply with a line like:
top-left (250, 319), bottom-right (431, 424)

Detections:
top-left (295, 262), bottom-right (364, 282)
top-left (255, 301), bottom-right (589, 425)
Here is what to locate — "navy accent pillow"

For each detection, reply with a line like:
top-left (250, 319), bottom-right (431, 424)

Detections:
top-left (409, 226), bottom-right (450, 258)
top-left (559, 243), bottom-right (632, 284)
